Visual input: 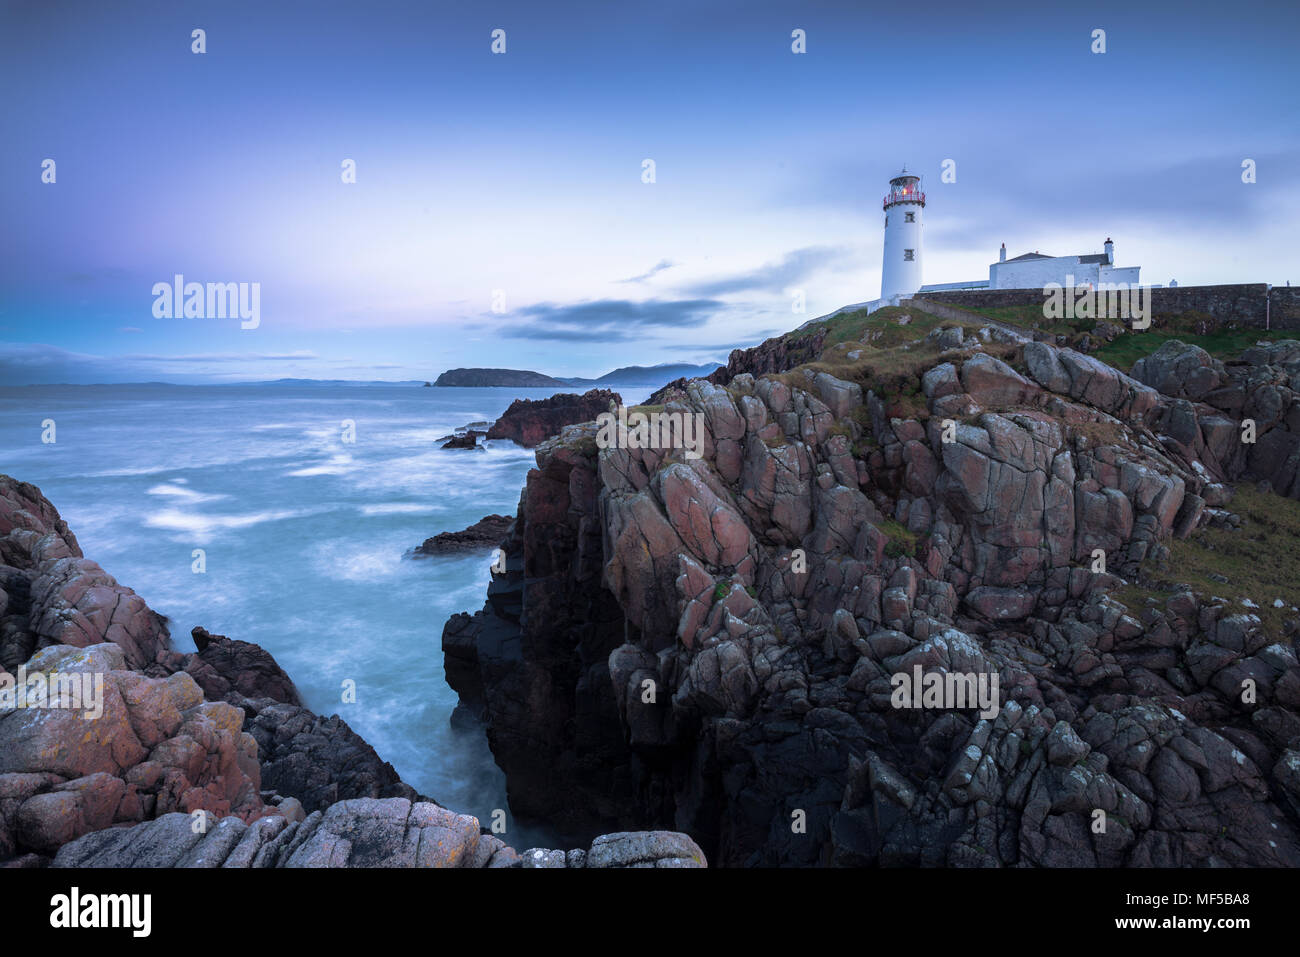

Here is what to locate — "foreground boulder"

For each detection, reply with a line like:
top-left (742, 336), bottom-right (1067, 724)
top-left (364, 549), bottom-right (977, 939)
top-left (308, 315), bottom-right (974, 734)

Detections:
top-left (1, 642), bottom-right (267, 857)
top-left (1131, 340), bottom-right (1225, 401)
top-left (52, 800), bottom-right (705, 869)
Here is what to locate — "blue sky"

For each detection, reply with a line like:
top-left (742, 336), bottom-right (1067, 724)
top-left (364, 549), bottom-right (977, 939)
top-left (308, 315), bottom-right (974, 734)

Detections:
top-left (1, 0), bottom-right (1297, 384)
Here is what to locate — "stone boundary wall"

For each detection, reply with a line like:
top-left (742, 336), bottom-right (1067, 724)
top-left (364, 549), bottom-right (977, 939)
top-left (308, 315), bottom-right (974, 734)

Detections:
top-left (914, 283), bottom-right (1300, 330)
top-left (1270, 286), bottom-right (1300, 329)
top-left (901, 297), bottom-right (999, 327)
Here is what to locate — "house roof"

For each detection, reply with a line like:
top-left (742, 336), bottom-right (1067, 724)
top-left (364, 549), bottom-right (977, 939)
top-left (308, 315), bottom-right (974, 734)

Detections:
top-left (996, 251), bottom-right (1112, 266)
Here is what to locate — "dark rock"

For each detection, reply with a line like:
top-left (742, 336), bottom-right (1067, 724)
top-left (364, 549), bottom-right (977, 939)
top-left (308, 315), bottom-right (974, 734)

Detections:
top-left (486, 389), bottom-right (622, 447)
top-left (414, 515), bottom-right (513, 556)
top-left (184, 626), bottom-right (302, 706)
top-left (227, 694), bottom-right (421, 815)
top-left (441, 432), bottom-right (481, 450)
top-left (440, 442), bottom-right (636, 847)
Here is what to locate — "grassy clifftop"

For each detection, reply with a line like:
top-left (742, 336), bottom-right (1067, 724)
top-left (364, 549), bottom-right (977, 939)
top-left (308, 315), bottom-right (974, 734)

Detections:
top-left (961, 303), bottom-right (1293, 370)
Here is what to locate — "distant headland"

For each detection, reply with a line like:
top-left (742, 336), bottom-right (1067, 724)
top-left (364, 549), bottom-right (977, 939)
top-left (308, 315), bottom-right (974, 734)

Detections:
top-left (433, 362), bottom-right (720, 388)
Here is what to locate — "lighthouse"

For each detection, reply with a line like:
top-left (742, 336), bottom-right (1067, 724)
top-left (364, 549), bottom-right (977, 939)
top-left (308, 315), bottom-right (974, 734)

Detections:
top-left (881, 169), bottom-right (925, 304)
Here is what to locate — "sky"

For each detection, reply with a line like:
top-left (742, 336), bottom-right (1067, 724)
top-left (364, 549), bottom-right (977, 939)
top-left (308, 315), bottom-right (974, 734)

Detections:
top-left (1, 0), bottom-right (1298, 384)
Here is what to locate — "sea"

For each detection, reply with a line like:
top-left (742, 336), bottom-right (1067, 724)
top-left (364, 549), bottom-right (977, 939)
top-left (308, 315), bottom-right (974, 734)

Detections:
top-left (0, 381), bottom-right (651, 847)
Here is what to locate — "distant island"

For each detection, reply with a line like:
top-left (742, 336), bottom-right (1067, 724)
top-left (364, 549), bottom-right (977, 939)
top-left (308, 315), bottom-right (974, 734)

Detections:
top-left (433, 362), bottom-right (720, 388)
top-left (434, 368), bottom-right (570, 387)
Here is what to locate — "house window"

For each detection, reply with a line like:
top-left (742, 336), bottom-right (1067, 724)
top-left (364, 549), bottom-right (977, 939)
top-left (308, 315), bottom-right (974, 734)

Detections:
top-left (903, 249), bottom-right (914, 261)
top-left (905, 212), bottom-right (915, 223)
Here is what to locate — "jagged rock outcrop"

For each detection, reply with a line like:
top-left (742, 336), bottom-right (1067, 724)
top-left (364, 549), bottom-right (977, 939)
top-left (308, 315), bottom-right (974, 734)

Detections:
top-left (1, 476), bottom-right (169, 672)
top-left (650, 326), bottom-right (831, 404)
top-left (486, 389), bottom-right (622, 447)
top-left (0, 477), bottom-right (278, 859)
top-left (444, 331), bottom-right (1300, 866)
top-left (413, 514), bottom-right (514, 555)
top-left (1132, 339), bottom-right (1300, 499)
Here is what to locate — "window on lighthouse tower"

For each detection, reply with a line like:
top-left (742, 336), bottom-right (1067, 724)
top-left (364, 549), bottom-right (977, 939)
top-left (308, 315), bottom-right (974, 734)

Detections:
top-left (905, 212), bottom-right (914, 222)
top-left (904, 249), bottom-right (914, 261)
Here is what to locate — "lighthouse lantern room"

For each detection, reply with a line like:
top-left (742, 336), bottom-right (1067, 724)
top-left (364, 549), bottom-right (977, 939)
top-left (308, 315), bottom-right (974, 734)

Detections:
top-left (881, 169), bottom-right (925, 304)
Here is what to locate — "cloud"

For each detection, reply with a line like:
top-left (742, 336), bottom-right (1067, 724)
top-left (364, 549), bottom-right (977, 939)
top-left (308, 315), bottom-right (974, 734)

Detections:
top-left (683, 246), bottom-right (855, 297)
top-left (0, 342), bottom-right (101, 365)
top-left (0, 343), bottom-right (323, 385)
top-left (118, 326), bottom-right (143, 334)
top-left (617, 259), bottom-right (676, 283)
top-left (119, 351), bottom-right (319, 363)
top-left (664, 332), bottom-right (783, 353)
top-left (497, 297), bottom-right (722, 342)
top-left (0, 343), bottom-right (115, 385)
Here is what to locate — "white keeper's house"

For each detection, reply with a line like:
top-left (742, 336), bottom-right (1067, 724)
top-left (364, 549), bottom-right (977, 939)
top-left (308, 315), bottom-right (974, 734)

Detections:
top-left (982, 240), bottom-right (1140, 290)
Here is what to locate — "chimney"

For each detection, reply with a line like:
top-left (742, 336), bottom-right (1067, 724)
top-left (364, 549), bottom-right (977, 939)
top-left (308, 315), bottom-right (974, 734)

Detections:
top-left (999, 242), bottom-right (1006, 263)
top-left (1104, 237), bottom-right (1114, 264)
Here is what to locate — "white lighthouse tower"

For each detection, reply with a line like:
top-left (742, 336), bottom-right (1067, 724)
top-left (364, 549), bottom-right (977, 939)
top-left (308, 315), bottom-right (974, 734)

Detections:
top-left (881, 169), bottom-right (925, 304)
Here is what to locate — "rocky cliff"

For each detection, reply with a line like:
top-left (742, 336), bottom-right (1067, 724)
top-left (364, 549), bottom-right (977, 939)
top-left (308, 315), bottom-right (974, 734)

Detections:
top-left (0, 475), bottom-right (704, 868)
top-left (443, 310), bottom-right (1300, 867)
